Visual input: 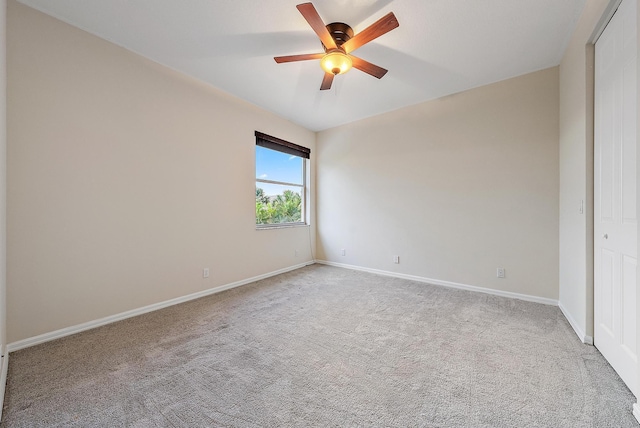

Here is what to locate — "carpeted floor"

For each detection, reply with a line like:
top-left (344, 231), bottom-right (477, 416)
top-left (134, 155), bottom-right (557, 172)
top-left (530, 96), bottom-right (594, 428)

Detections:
top-left (1, 264), bottom-right (637, 427)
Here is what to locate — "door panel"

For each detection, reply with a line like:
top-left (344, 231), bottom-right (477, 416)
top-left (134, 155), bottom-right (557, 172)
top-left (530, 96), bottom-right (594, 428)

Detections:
top-left (594, 0), bottom-right (638, 397)
top-left (622, 255), bottom-right (637, 352)
top-left (600, 248), bottom-right (615, 334)
top-left (600, 87), bottom-right (615, 221)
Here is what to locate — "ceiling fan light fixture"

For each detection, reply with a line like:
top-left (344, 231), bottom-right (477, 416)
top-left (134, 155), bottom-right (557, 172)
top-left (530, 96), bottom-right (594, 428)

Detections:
top-left (320, 50), bottom-right (352, 75)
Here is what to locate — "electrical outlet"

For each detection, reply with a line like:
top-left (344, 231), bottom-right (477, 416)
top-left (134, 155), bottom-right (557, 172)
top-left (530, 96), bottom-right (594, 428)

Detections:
top-left (341, 249), bottom-right (346, 256)
top-left (294, 249), bottom-right (299, 257)
top-left (497, 267), bottom-right (505, 278)
top-left (393, 255), bottom-right (400, 264)
top-left (203, 268), bottom-right (210, 278)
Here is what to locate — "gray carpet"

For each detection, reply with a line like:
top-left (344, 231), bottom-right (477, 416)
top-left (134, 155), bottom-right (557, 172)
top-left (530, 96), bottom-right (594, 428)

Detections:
top-left (1, 264), bottom-right (637, 427)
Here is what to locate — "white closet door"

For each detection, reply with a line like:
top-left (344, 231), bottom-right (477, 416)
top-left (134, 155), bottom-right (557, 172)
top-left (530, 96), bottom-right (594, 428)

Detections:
top-left (594, 0), bottom-right (638, 397)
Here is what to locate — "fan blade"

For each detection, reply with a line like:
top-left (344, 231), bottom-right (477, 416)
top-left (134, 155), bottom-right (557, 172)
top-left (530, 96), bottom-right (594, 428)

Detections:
top-left (342, 12), bottom-right (399, 54)
top-left (350, 56), bottom-right (388, 79)
top-left (297, 3), bottom-right (337, 50)
top-left (274, 53), bottom-right (324, 63)
top-left (320, 72), bottom-right (334, 90)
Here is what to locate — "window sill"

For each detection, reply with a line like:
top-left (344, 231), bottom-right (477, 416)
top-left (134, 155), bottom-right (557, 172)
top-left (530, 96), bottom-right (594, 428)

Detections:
top-left (256, 223), bottom-right (309, 230)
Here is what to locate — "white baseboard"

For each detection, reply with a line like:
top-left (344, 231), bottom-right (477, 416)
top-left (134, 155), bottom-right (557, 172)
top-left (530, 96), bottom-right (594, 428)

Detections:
top-left (315, 260), bottom-right (558, 306)
top-left (558, 301), bottom-right (593, 345)
top-left (0, 350), bottom-right (7, 422)
top-left (7, 261), bottom-right (314, 353)
top-left (634, 402), bottom-right (640, 424)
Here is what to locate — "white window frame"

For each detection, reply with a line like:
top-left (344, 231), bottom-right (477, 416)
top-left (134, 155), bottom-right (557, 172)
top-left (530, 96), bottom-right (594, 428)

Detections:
top-left (255, 131), bottom-right (309, 229)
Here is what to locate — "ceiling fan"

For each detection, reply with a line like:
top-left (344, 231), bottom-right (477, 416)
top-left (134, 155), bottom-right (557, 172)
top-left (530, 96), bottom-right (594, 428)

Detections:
top-left (274, 2), bottom-right (399, 90)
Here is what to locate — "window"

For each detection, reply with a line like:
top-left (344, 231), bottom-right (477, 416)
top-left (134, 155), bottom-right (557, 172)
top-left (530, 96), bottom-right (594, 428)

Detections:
top-left (255, 131), bottom-right (310, 227)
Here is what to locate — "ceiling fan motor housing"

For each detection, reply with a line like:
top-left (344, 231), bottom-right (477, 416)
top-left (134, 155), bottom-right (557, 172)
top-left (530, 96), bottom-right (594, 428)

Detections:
top-left (323, 22), bottom-right (354, 50)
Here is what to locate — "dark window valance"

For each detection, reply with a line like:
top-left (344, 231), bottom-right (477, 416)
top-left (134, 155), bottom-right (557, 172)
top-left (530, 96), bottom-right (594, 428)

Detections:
top-left (255, 131), bottom-right (310, 159)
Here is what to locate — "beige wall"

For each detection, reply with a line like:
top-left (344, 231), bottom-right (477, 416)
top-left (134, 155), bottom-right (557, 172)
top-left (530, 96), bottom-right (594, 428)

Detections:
top-left (558, 0), bottom-right (612, 342)
top-left (316, 68), bottom-right (560, 300)
top-left (637, 0), bottom-right (640, 413)
top-left (633, 0), bottom-right (640, 412)
top-left (6, 1), bottom-right (316, 343)
top-left (0, 0), bottom-right (6, 355)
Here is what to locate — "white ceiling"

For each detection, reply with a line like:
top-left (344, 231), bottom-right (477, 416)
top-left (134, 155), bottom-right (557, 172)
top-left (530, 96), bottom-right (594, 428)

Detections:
top-left (17, 0), bottom-right (586, 132)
